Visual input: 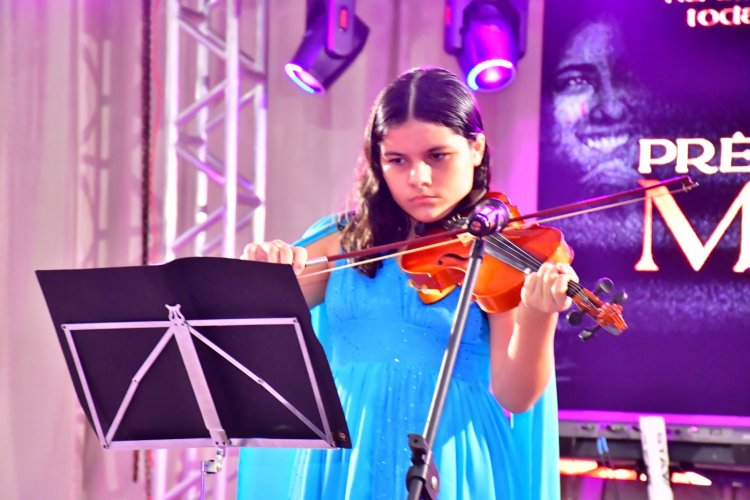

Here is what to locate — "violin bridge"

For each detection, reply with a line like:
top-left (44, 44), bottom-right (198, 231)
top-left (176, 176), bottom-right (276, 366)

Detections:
top-left (456, 233), bottom-right (475, 246)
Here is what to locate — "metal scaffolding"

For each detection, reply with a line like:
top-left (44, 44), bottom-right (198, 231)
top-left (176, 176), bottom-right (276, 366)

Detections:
top-left (156, 0), bottom-right (268, 497)
top-left (163, 0), bottom-right (267, 262)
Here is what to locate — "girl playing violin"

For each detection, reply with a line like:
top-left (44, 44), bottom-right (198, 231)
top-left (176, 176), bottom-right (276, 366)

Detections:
top-left (238, 67), bottom-right (576, 500)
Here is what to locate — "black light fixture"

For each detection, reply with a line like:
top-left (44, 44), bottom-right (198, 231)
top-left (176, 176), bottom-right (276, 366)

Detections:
top-left (444, 0), bottom-right (528, 92)
top-left (285, 0), bottom-right (369, 94)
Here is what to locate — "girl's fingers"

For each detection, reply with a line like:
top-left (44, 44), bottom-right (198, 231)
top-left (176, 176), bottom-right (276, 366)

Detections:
top-left (241, 240), bottom-right (307, 275)
top-left (522, 262), bottom-right (576, 313)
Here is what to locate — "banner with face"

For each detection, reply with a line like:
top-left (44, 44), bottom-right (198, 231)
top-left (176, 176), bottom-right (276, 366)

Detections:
top-left (538, 0), bottom-right (750, 419)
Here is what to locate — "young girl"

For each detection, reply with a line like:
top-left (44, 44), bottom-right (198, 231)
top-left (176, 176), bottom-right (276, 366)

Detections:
top-left (238, 67), bottom-right (574, 499)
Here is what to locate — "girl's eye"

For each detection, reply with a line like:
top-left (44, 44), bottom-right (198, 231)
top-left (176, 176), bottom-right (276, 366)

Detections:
top-left (385, 157), bottom-right (406, 166)
top-left (430, 152), bottom-right (448, 161)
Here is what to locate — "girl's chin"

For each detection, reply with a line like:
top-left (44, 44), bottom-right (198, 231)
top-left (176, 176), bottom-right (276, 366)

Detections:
top-left (404, 203), bottom-right (459, 225)
top-left (409, 211), bottom-right (453, 225)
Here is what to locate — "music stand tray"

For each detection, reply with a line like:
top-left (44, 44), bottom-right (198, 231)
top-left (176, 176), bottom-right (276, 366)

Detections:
top-left (36, 257), bottom-right (351, 452)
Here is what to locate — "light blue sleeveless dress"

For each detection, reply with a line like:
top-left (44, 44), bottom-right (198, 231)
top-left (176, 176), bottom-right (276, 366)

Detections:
top-left (237, 216), bottom-right (560, 499)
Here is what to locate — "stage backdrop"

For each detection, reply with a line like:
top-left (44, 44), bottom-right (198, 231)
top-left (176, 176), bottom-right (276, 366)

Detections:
top-left (538, 1), bottom-right (750, 421)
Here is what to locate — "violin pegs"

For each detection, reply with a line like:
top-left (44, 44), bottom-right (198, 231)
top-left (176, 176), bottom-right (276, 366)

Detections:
top-left (613, 290), bottom-right (628, 305)
top-left (566, 310), bottom-right (585, 326)
top-left (579, 325), bottom-right (600, 342)
top-left (594, 278), bottom-right (614, 296)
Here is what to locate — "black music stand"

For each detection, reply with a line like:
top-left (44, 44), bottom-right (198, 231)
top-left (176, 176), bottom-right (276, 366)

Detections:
top-left (36, 257), bottom-right (350, 491)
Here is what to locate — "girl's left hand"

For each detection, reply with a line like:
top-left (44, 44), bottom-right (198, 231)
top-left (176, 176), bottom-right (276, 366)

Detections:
top-left (520, 262), bottom-right (578, 314)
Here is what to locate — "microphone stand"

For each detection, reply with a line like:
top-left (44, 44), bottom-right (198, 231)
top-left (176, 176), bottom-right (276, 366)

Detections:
top-left (406, 204), bottom-right (503, 500)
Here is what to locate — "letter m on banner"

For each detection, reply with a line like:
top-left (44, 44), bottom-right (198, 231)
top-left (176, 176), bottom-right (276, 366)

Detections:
top-left (636, 180), bottom-right (750, 273)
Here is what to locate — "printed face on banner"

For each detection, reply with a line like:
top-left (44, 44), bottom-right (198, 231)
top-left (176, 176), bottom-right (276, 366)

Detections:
top-left (538, 1), bottom-right (750, 421)
top-left (550, 21), bottom-right (647, 189)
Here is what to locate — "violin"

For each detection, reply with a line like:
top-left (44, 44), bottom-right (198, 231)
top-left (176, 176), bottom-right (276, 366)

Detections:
top-left (304, 176), bottom-right (697, 339)
top-left (400, 192), bottom-right (628, 337)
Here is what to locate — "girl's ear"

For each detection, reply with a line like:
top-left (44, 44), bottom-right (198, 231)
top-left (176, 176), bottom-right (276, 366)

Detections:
top-left (471, 133), bottom-right (486, 167)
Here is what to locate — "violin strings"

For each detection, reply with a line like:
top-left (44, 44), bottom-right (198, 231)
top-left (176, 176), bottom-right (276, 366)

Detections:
top-left (483, 235), bottom-right (541, 272)
top-left (483, 234), bottom-right (599, 310)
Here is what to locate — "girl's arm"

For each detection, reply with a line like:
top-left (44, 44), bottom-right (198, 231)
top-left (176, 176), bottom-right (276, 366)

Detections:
top-left (488, 262), bottom-right (576, 413)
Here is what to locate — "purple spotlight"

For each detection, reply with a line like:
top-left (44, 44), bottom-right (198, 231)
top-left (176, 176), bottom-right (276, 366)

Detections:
top-left (285, 63), bottom-right (325, 94)
top-left (480, 67), bottom-right (502, 84)
top-left (466, 59), bottom-right (516, 91)
top-left (285, 0), bottom-right (369, 94)
top-left (445, 1), bottom-right (527, 92)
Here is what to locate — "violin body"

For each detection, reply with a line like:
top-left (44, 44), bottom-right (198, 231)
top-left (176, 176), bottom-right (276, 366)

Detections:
top-left (402, 225), bottom-right (574, 314)
top-left (400, 191), bottom-right (575, 314)
top-left (399, 191), bottom-right (626, 336)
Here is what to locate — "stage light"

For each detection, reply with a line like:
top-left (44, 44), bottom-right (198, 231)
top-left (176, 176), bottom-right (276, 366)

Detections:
top-left (444, 0), bottom-right (528, 92)
top-left (285, 0), bottom-right (369, 94)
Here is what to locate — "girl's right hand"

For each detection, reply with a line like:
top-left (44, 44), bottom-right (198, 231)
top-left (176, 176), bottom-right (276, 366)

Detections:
top-left (241, 240), bottom-right (308, 276)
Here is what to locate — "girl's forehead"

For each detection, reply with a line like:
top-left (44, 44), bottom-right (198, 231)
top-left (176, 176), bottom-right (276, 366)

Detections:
top-left (381, 120), bottom-right (463, 147)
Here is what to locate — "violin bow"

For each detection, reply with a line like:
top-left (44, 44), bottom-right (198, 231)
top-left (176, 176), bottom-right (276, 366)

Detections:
top-left (522, 175), bottom-right (697, 225)
top-left (302, 175), bottom-right (697, 276)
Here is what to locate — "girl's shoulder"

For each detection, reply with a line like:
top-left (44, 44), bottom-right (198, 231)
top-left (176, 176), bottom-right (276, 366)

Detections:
top-left (294, 212), bottom-right (351, 252)
top-left (294, 212), bottom-right (352, 247)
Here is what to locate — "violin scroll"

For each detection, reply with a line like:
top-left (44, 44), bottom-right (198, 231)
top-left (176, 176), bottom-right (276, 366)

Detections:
top-left (566, 278), bottom-right (628, 341)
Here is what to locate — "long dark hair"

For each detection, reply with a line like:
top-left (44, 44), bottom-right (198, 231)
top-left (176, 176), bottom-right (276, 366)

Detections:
top-left (340, 67), bottom-right (491, 277)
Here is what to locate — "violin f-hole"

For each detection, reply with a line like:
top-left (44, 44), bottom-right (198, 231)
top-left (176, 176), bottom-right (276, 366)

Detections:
top-left (437, 253), bottom-right (470, 266)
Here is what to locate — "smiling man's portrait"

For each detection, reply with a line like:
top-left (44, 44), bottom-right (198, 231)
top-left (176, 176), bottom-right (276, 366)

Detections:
top-left (538, 0), bottom-right (750, 432)
top-left (546, 19), bottom-right (650, 192)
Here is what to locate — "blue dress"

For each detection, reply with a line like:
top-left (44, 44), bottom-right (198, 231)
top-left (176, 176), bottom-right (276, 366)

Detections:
top-left (237, 217), bottom-right (560, 499)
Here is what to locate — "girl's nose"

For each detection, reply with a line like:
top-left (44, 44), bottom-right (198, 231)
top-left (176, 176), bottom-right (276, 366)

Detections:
top-left (409, 161), bottom-right (432, 188)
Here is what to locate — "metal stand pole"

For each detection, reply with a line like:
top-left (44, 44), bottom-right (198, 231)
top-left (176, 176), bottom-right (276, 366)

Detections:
top-left (404, 198), bottom-right (509, 500)
top-left (405, 237), bottom-right (487, 500)
top-left (200, 447), bottom-right (226, 500)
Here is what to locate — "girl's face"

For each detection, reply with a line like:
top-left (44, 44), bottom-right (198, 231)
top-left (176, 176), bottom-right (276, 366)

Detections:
top-left (380, 119), bottom-right (485, 226)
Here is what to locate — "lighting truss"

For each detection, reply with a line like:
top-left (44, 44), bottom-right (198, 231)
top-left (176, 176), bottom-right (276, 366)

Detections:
top-left (155, 0), bottom-right (268, 497)
top-left (163, 0), bottom-right (267, 263)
